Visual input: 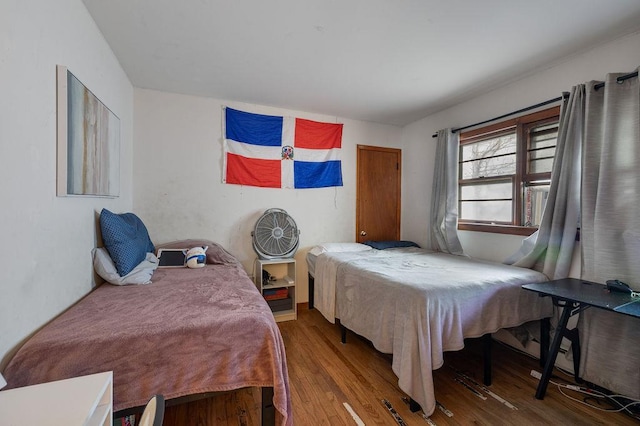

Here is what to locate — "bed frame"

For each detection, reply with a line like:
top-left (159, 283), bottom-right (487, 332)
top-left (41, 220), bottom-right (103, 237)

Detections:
top-left (114, 388), bottom-right (276, 425)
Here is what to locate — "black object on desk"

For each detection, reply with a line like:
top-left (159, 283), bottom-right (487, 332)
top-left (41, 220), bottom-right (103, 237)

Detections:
top-left (522, 278), bottom-right (640, 400)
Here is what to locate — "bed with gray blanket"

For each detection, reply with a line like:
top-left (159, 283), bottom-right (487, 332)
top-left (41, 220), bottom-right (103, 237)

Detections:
top-left (309, 244), bottom-right (552, 417)
top-left (3, 241), bottom-right (292, 426)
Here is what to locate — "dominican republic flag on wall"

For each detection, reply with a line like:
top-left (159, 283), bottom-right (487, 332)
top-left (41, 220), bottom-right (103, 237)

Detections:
top-left (223, 107), bottom-right (343, 188)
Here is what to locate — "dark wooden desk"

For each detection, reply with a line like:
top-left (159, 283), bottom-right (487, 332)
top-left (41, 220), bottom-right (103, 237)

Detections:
top-left (523, 278), bottom-right (640, 399)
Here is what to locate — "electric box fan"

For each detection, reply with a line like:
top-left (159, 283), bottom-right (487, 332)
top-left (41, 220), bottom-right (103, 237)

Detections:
top-left (252, 208), bottom-right (300, 259)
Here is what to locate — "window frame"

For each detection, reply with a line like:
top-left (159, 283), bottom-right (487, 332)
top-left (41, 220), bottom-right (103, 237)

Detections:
top-left (457, 106), bottom-right (560, 236)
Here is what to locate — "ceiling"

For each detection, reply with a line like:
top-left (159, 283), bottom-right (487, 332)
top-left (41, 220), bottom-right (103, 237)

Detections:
top-left (83, 0), bottom-right (640, 126)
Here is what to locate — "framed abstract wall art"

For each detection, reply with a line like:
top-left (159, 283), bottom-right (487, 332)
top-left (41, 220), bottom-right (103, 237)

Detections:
top-left (56, 65), bottom-right (120, 197)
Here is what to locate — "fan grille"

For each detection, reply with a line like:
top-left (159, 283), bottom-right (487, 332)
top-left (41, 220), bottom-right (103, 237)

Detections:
top-left (252, 209), bottom-right (300, 259)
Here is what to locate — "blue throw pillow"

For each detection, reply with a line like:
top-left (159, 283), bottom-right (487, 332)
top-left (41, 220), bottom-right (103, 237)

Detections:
top-left (100, 208), bottom-right (155, 276)
top-left (363, 240), bottom-right (420, 250)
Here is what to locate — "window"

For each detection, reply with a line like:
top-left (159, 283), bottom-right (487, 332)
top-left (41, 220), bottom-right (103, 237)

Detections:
top-left (458, 107), bottom-right (560, 235)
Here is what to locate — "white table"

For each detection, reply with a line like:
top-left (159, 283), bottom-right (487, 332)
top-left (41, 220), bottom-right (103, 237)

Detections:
top-left (0, 371), bottom-right (113, 426)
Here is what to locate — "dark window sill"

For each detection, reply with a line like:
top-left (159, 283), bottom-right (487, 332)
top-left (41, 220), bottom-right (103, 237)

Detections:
top-left (458, 223), bottom-right (538, 236)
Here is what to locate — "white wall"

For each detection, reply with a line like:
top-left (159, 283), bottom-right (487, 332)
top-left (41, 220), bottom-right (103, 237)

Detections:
top-left (133, 89), bottom-right (402, 302)
top-left (0, 0), bottom-right (133, 367)
top-left (402, 30), bottom-right (640, 262)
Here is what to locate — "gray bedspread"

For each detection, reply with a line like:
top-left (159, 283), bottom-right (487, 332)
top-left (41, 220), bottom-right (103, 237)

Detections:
top-left (314, 247), bottom-right (552, 416)
top-left (3, 260), bottom-right (292, 425)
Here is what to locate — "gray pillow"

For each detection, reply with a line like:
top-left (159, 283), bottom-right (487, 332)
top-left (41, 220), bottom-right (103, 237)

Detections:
top-left (93, 247), bottom-right (159, 285)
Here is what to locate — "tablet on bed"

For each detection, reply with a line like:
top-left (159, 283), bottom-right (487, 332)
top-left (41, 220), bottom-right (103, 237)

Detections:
top-left (157, 248), bottom-right (187, 268)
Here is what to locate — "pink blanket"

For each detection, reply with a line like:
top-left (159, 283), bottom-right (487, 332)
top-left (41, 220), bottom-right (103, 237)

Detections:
top-left (3, 262), bottom-right (292, 425)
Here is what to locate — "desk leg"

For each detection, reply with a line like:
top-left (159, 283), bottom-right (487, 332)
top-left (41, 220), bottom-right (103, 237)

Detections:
top-left (535, 304), bottom-right (572, 399)
top-left (540, 317), bottom-right (550, 368)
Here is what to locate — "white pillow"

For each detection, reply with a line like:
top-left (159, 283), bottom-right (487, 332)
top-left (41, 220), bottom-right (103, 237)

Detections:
top-left (93, 247), bottom-right (159, 285)
top-left (308, 242), bottom-right (373, 257)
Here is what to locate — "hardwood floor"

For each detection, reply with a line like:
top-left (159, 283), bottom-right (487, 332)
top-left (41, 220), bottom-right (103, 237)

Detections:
top-left (162, 305), bottom-right (639, 425)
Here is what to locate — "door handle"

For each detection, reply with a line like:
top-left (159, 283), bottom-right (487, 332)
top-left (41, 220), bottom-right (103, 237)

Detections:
top-left (360, 231), bottom-right (367, 236)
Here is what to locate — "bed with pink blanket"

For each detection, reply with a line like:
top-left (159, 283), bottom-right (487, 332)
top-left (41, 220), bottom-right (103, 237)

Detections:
top-left (3, 242), bottom-right (292, 426)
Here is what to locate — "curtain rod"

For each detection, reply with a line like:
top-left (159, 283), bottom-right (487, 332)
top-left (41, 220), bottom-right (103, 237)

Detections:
top-left (593, 70), bottom-right (638, 91)
top-left (431, 92), bottom-right (570, 138)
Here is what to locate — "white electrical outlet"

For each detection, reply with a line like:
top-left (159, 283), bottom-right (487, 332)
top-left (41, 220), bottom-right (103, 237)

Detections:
top-left (530, 370), bottom-right (542, 380)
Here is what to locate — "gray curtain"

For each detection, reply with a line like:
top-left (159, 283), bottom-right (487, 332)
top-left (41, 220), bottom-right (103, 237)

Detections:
top-left (505, 87), bottom-right (583, 280)
top-left (579, 68), bottom-right (640, 399)
top-left (429, 129), bottom-right (464, 255)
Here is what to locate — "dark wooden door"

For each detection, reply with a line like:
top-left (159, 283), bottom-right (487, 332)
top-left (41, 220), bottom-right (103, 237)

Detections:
top-left (356, 145), bottom-right (401, 243)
